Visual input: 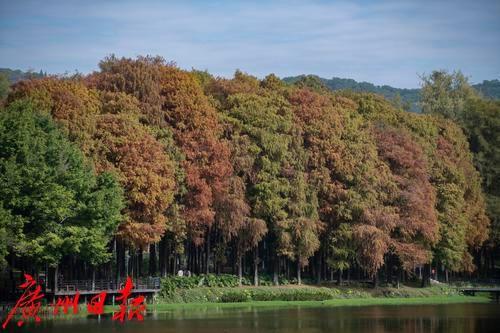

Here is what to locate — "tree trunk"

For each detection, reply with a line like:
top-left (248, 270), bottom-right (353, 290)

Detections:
top-left (149, 243), bottom-right (157, 276)
top-left (194, 245), bottom-right (199, 275)
top-left (238, 255), bottom-right (243, 286)
top-left (138, 249), bottom-right (143, 277)
top-left (373, 270), bottom-right (379, 288)
top-left (172, 253), bottom-right (177, 275)
top-left (337, 269), bottom-right (343, 285)
top-left (421, 263), bottom-right (431, 287)
top-left (53, 264), bottom-right (59, 293)
top-left (205, 231), bottom-right (211, 274)
top-left (92, 268), bottom-right (96, 291)
top-left (273, 256), bottom-right (279, 286)
top-left (159, 237), bottom-right (166, 277)
top-left (297, 260), bottom-right (301, 285)
top-left (253, 248), bottom-right (259, 286)
top-left (316, 254), bottom-right (322, 284)
top-left (128, 248), bottom-right (134, 278)
top-left (116, 239), bottom-right (126, 280)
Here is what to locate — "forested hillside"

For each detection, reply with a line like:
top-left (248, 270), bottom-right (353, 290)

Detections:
top-left (473, 79), bottom-right (500, 100)
top-left (0, 68), bottom-right (46, 83)
top-left (283, 75), bottom-right (500, 113)
top-left (0, 57), bottom-right (498, 289)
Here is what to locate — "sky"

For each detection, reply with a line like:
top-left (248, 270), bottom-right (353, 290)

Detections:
top-left (0, 0), bottom-right (499, 88)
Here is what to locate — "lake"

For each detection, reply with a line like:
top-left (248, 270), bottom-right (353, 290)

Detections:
top-left (10, 302), bottom-right (500, 333)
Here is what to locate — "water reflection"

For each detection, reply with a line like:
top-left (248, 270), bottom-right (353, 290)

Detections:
top-left (10, 303), bottom-right (500, 333)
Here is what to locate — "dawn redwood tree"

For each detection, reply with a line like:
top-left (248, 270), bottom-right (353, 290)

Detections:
top-left (215, 82), bottom-right (295, 284)
top-left (93, 112), bottom-right (175, 248)
top-left (432, 120), bottom-right (489, 275)
top-left (216, 123), bottom-right (268, 284)
top-left (462, 99), bottom-right (500, 264)
top-left (373, 125), bottom-right (439, 274)
top-left (159, 66), bottom-right (233, 250)
top-left (1, 57), bottom-right (493, 286)
top-left (8, 77), bottom-right (101, 155)
top-left (288, 88), bottom-right (389, 281)
top-left (349, 92), bottom-right (490, 281)
top-left (8, 76), bottom-right (178, 277)
top-left (215, 177), bottom-right (267, 285)
top-left (93, 56), bottom-right (232, 274)
top-left (279, 172), bottom-right (323, 285)
top-left (420, 71), bottom-right (495, 275)
top-left (327, 223), bottom-right (355, 284)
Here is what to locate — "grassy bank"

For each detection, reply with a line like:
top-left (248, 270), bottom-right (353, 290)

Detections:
top-left (152, 295), bottom-right (490, 312)
top-left (153, 280), bottom-right (493, 311)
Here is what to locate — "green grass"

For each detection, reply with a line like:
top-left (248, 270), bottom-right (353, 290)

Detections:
top-left (158, 283), bottom-right (466, 304)
top-left (151, 295), bottom-right (490, 312)
top-left (33, 284), bottom-right (496, 317)
top-left (150, 283), bottom-right (494, 313)
top-left (25, 291), bottom-right (493, 318)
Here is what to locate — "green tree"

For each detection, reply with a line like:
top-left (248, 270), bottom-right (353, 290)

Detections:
top-left (0, 73), bottom-right (9, 101)
top-left (0, 100), bottom-right (124, 271)
top-left (420, 70), bottom-right (478, 121)
top-left (327, 223), bottom-right (354, 284)
top-left (462, 99), bottom-right (500, 247)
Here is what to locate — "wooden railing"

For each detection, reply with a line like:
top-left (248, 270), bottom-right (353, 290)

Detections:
top-left (56, 277), bottom-right (161, 292)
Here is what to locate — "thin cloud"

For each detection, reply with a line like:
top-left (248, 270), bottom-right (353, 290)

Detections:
top-left (0, 0), bottom-right (499, 88)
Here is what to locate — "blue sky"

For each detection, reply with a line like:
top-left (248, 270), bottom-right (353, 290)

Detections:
top-left (1, 0), bottom-right (499, 88)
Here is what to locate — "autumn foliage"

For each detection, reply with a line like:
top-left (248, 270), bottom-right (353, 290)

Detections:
top-left (1, 56), bottom-right (491, 285)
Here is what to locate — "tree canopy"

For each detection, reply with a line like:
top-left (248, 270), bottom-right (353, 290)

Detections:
top-left (0, 58), bottom-right (495, 286)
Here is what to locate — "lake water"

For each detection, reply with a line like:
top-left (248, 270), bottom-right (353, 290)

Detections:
top-left (9, 302), bottom-right (500, 333)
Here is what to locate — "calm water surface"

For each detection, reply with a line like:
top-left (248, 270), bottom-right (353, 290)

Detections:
top-left (9, 303), bottom-right (500, 333)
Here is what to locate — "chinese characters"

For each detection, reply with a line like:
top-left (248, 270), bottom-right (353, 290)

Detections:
top-left (2, 275), bottom-right (146, 329)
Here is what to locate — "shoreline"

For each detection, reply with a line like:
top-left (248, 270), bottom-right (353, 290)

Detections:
top-left (150, 295), bottom-right (491, 312)
top-left (0, 295), bottom-right (491, 323)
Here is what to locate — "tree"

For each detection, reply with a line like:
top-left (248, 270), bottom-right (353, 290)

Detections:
top-left (327, 223), bottom-right (354, 284)
top-left (289, 88), bottom-right (391, 280)
top-left (420, 70), bottom-right (478, 121)
top-left (432, 120), bottom-right (489, 274)
top-left (0, 73), bottom-right (9, 101)
top-left (373, 125), bottom-right (439, 274)
top-left (93, 112), bottom-right (175, 248)
top-left (279, 173), bottom-right (323, 285)
top-left (0, 100), bottom-right (124, 273)
top-left (0, 204), bottom-right (23, 269)
top-left (217, 126), bottom-right (266, 285)
top-left (462, 99), bottom-right (500, 251)
top-left (420, 70), bottom-right (494, 275)
top-left (217, 86), bottom-right (294, 283)
top-left (8, 77), bottom-right (102, 155)
top-left (93, 56), bottom-right (232, 274)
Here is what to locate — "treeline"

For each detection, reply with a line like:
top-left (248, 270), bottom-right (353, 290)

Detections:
top-left (283, 75), bottom-right (500, 113)
top-left (283, 74), bottom-right (421, 112)
top-left (0, 56), bottom-right (498, 291)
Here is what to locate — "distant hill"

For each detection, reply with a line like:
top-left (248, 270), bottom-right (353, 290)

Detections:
top-left (283, 75), bottom-right (500, 112)
top-left (473, 79), bottom-right (500, 100)
top-left (0, 68), bottom-right (46, 84)
top-left (2, 69), bottom-right (498, 110)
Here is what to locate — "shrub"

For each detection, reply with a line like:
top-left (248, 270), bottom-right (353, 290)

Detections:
top-left (220, 290), bottom-right (251, 302)
top-left (161, 274), bottom-right (249, 298)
